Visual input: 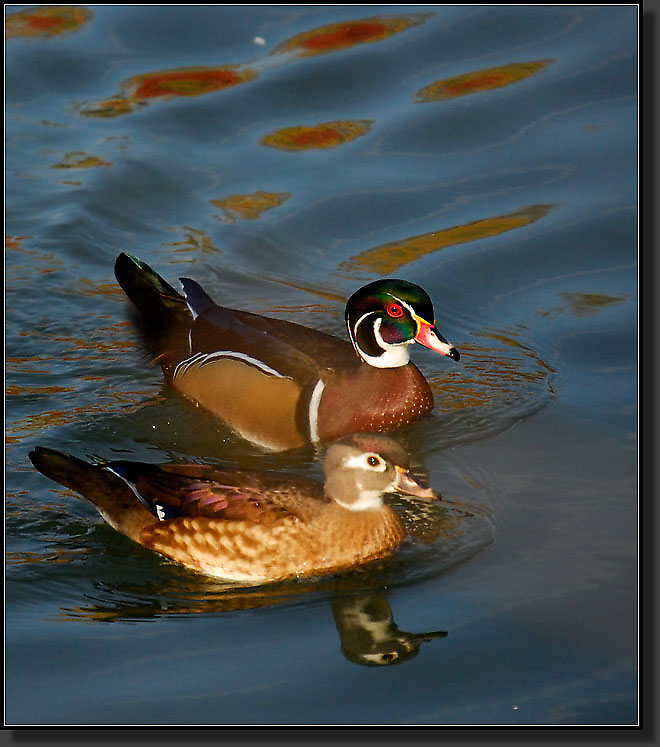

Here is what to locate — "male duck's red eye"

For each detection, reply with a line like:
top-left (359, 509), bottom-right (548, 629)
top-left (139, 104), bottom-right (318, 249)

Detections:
top-left (386, 302), bottom-right (404, 318)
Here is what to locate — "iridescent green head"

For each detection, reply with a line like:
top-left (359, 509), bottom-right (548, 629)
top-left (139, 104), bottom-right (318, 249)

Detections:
top-left (345, 279), bottom-right (460, 368)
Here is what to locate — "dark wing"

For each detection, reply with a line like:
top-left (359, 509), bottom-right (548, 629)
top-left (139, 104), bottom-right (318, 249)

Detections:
top-left (189, 304), bottom-right (359, 382)
top-left (107, 462), bottom-right (326, 524)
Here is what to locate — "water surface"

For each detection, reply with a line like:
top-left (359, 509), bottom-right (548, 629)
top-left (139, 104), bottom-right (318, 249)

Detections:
top-left (5, 4), bottom-right (638, 726)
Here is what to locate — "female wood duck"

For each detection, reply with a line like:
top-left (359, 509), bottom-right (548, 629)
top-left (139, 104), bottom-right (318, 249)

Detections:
top-left (114, 253), bottom-right (460, 451)
top-left (29, 433), bottom-right (439, 584)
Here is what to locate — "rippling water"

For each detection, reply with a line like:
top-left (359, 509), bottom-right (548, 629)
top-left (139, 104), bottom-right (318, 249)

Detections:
top-left (6, 4), bottom-right (638, 726)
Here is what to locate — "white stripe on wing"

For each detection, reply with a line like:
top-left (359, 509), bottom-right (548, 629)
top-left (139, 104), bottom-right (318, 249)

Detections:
top-left (173, 350), bottom-right (291, 380)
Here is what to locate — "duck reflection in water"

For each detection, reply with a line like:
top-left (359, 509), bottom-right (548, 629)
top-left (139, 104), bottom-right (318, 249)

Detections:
top-left (48, 585), bottom-right (447, 669)
top-left (332, 592), bottom-right (447, 666)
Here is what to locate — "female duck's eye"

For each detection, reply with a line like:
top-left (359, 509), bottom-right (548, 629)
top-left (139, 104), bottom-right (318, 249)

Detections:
top-left (385, 302), bottom-right (404, 318)
top-left (367, 455), bottom-right (382, 467)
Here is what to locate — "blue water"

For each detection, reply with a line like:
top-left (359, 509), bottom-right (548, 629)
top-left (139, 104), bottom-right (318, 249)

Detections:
top-left (5, 4), bottom-right (637, 726)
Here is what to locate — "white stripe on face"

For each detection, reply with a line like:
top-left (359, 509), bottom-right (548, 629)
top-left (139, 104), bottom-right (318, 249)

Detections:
top-left (342, 453), bottom-right (388, 472)
top-left (351, 315), bottom-right (412, 368)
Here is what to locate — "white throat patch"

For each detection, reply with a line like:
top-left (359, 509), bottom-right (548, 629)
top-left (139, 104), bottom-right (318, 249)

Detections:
top-left (350, 315), bottom-right (411, 369)
top-left (335, 489), bottom-right (386, 512)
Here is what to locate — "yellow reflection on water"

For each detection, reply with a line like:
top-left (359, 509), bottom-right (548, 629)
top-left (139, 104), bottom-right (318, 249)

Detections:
top-left (242, 275), bottom-right (348, 307)
top-left (210, 191), bottom-right (291, 222)
top-left (50, 152), bottom-right (111, 169)
top-left (79, 98), bottom-right (139, 119)
top-left (539, 292), bottom-right (629, 318)
top-left (416, 59), bottom-right (553, 101)
top-left (342, 204), bottom-right (556, 275)
top-left (163, 226), bottom-right (222, 258)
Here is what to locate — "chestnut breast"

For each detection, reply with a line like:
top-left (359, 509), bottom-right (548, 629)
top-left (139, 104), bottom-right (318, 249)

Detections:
top-left (317, 362), bottom-right (434, 443)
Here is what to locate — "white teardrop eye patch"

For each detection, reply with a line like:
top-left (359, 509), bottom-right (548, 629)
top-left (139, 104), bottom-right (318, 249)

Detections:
top-left (343, 453), bottom-right (388, 472)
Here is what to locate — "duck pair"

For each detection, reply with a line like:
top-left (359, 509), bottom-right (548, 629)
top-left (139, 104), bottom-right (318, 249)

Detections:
top-left (30, 254), bottom-right (460, 583)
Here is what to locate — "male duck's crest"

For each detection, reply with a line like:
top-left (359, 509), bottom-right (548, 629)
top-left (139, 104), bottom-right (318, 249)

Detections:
top-left (114, 253), bottom-right (460, 451)
top-left (29, 433), bottom-right (439, 584)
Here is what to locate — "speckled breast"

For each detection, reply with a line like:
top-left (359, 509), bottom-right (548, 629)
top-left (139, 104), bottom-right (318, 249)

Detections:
top-left (316, 363), bottom-right (434, 443)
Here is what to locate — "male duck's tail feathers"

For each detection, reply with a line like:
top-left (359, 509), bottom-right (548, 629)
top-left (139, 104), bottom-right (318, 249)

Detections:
top-left (115, 252), bottom-right (190, 323)
top-left (114, 253), bottom-right (194, 368)
top-left (29, 447), bottom-right (156, 542)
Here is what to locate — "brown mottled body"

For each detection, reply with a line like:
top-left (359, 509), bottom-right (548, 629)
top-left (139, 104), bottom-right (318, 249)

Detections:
top-left (29, 434), bottom-right (438, 584)
top-left (141, 503), bottom-right (405, 582)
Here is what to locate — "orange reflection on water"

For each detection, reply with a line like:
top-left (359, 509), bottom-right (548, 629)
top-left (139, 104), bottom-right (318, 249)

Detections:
top-left (75, 14), bottom-right (430, 117)
top-left (6, 239), bottom-right (67, 282)
top-left (78, 65), bottom-right (257, 117)
top-left (73, 279), bottom-right (128, 299)
top-left (18, 324), bottom-right (138, 357)
top-left (261, 120), bottom-right (373, 151)
top-left (125, 65), bottom-right (257, 100)
top-left (343, 204), bottom-right (555, 275)
top-left (273, 14), bottom-right (430, 57)
top-left (210, 191), bottom-right (291, 222)
top-left (5, 235), bottom-right (32, 251)
top-left (6, 355), bottom-right (57, 376)
top-left (6, 386), bottom-right (163, 442)
top-left (6, 548), bottom-right (87, 565)
top-left (416, 60), bottom-right (553, 101)
top-left (6, 384), bottom-right (75, 396)
top-left (6, 5), bottom-right (92, 39)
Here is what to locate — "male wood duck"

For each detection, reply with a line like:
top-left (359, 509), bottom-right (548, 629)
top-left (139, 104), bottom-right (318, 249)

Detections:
top-left (114, 253), bottom-right (459, 451)
top-left (29, 433), bottom-right (439, 584)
